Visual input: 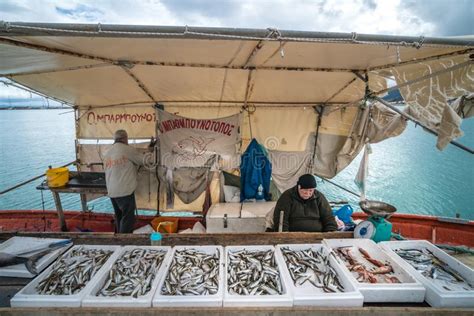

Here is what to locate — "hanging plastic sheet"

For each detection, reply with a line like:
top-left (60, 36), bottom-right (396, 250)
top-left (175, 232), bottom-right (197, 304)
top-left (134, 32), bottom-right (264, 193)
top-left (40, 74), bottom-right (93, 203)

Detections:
top-left (391, 55), bottom-right (473, 150)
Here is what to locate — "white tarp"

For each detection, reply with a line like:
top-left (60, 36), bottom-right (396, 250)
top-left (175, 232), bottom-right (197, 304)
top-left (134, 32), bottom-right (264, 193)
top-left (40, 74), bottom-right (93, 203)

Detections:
top-left (156, 109), bottom-right (241, 169)
top-left (391, 55), bottom-right (473, 150)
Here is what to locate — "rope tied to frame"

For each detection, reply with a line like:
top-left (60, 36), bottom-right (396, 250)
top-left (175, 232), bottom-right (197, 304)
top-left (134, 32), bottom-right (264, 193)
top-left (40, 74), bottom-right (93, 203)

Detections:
top-left (3, 21), bottom-right (11, 32)
top-left (414, 35), bottom-right (425, 49)
top-left (351, 32), bottom-right (358, 42)
top-left (266, 28), bottom-right (282, 40)
top-left (266, 28), bottom-right (285, 57)
top-left (243, 104), bottom-right (256, 139)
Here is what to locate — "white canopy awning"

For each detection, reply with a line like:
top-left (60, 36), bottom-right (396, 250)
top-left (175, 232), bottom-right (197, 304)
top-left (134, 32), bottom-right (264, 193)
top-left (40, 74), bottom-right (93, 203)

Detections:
top-left (1, 23), bottom-right (471, 109)
top-left (1, 22), bottom-right (472, 169)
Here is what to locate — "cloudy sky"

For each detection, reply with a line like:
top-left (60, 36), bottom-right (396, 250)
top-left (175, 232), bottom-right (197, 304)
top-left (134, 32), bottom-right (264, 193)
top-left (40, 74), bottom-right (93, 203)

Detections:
top-left (1, 0), bottom-right (473, 105)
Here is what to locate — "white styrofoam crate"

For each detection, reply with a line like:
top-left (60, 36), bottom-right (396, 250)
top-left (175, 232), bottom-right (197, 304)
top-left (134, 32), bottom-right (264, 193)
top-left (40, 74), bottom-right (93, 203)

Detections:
top-left (240, 202), bottom-right (276, 218)
top-left (223, 245), bottom-right (293, 307)
top-left (276, 244), bottom-right (363, 306)
top-left (82, 246), bottom-right (172, 307)
top-left (207, 203), bottom-right (241, 218)
top-left (206, 203), bottom-right (242, 233)
top-left (10, 245), bottom-right (121, 308)
top-left (322, 239), bottom-right (425, 303)
top-left (0, 237), bottom-right (72, 278)
top-left (152, 245), bottom-right (224, 307)
top-left (379, 240), bottom-right (474, 307)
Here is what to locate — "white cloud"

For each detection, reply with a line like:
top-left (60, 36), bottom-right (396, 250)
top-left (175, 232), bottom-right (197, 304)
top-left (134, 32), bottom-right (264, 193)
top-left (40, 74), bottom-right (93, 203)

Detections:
top-left (0, 0), bottom-right (465, 35)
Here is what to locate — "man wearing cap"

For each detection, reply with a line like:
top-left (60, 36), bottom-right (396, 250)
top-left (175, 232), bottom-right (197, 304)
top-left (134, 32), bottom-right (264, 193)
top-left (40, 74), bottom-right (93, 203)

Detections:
top-left (272, 174), bottom-right (337, 232)
top-left (104, 129), bottom-right (154, 233)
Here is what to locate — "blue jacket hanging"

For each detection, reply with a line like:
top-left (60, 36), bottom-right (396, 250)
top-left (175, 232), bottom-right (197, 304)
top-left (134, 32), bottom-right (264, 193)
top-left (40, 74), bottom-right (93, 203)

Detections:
top-left (240, 138), bottom-right (272, 201)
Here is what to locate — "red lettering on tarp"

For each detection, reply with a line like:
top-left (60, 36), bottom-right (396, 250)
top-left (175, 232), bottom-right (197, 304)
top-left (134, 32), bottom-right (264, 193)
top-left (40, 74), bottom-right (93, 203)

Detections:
top-left (84, 110), bottom-right (156, 125)
top-left (87, 112), bottom-right (96, 125)
top-left (157, 117), bottom-right (237, 136)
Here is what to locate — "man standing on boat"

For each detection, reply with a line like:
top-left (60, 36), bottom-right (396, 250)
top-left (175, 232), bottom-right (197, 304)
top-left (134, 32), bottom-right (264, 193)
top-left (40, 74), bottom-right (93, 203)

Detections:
top-left (104, 129), bottom-right (154, 233)
top-left (272, 174), bottom-right (337, 232)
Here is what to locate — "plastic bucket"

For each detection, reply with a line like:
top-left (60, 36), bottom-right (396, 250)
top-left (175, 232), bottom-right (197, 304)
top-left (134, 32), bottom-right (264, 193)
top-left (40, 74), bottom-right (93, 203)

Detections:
top-left (151, 217), bottom-right (179, 233)
top-left (46, 167), bottom-right (69, 187)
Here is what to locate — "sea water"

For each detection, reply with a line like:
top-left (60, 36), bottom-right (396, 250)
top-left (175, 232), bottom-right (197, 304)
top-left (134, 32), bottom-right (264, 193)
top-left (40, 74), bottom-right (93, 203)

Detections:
top-left (0, 109), bottom-right (473, 220)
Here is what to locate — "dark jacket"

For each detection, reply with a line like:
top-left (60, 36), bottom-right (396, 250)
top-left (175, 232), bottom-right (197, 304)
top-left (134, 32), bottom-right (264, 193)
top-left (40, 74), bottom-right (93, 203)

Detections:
top-left (272, 186), bottom-right (337, 232)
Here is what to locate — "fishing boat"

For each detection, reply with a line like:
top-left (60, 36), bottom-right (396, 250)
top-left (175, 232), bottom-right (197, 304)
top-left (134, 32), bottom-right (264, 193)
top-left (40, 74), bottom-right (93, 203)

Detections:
top-left (0, 22), bottom-right (473, 314)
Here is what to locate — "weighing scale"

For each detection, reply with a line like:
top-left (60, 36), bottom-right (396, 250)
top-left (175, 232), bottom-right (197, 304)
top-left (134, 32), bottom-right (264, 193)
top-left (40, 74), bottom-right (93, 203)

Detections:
top-left (354, 200), bottom-right (397, 242)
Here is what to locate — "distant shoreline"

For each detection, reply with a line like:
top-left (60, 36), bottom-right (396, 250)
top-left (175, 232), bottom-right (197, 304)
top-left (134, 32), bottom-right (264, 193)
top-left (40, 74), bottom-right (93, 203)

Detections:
top-left (0, 107), bottom-right (69, 110)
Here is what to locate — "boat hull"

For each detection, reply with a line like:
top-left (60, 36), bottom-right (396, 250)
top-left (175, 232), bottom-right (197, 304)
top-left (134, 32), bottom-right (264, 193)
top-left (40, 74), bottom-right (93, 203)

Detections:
top-left (352, 212), bottom-right (474, 247)
top-left (0, 210), bottom-right (472, 247)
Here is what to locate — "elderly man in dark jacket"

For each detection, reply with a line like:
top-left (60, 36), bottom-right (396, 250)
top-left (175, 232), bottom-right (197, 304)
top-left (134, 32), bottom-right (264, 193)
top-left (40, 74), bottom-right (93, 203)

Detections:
top-left (272, 174), bottom-right (337, 232)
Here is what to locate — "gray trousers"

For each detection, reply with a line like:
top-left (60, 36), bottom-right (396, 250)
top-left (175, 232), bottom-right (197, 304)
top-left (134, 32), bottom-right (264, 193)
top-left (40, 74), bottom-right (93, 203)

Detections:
top-left (110, 193), bottom-right (136, 233)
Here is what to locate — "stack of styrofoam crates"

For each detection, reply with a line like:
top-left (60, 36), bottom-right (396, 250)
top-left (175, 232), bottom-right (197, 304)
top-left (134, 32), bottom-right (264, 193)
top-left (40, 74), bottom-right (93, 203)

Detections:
top-left (276, 244), bottom-right (364, 306)
top-left (380, 240), bottom-right (474, 307)
top-left (323, 239), bottom-right (425, 303)
top-left (223, 245), bottom-right (293, 307)
top-left (82, 246), bottom-right (172, 308)
top-left (0, 237), bottom-right (72, 278)
top-left (11, 245), bottom-right (121, 307)
top-left (152, 245), bottom-right (224, 307)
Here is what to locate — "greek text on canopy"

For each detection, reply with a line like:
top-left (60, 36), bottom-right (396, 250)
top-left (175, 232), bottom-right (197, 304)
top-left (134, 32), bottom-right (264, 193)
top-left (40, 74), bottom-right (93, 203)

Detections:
top-left (158, 118), bottom-right (236, 136)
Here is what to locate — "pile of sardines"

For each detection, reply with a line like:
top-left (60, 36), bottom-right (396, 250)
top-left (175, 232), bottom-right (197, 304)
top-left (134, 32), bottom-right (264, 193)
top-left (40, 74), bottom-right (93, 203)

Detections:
top-left (36, 247), bottom-right (113, 295)
top-left (335, 246), bottom-right (401, 283)
top-left (161, 248), bottom-right (220, 296)
top-left (395, 248), bottom-right (473, 291)
top-left (98, 248), bottom-right (166, 297)
top-left (281, 247), bottom-right (344, 292)
top-left (227, 249), bottom-right (282, 295)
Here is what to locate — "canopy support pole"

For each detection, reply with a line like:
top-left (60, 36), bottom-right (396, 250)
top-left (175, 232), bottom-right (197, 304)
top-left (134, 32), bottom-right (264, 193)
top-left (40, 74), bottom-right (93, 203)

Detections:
top-left (324, 77), bottom-right (358, 104)
top-left (0, 80), bottom-right (73, 107)
top-left (309, 105), bottom-right (324, 172)
top-left (368, 48), bottom-right (472, 72)
top-left (243, 70), bottom-right (255, 138)
top-left (120, 66), bottom-right (156, 102)
top-left (0, 37), bottom-right (360, 74)
top-left (0, 160), bottom-right (77, 196)
top-left (315, 176), bottom-right (361, 198)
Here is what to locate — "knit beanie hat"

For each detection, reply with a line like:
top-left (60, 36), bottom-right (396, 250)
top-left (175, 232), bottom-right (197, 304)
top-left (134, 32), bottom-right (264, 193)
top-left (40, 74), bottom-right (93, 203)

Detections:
top-left (114, 129), bottom-right (128, 143)
top-left (297, 174), bottom-right (317, 189)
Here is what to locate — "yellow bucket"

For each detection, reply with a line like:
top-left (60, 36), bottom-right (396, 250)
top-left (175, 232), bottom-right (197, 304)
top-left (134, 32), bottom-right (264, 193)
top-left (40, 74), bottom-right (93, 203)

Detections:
top-left (46, 167), bottom-right (69, 187)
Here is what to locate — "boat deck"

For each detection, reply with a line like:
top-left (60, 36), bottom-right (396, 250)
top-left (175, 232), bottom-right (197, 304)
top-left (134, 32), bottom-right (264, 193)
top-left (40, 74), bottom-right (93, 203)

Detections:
top-left (0, 231), bottom-right (472, 315)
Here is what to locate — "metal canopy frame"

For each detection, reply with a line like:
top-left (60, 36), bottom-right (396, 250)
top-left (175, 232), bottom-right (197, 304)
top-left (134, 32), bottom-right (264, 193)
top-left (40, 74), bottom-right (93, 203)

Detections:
top-left (1, 21), bottom-right (473, 47)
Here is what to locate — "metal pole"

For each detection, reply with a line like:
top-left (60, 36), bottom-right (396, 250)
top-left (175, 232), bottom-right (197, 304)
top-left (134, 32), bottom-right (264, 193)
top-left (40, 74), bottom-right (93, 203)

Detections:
top-left (2, 22), bottom-right (473, 46)
top-left (316, 176), bottom-right (361, 198)
top-left (373, 96), bottom-right (474, 154)
top-left (278, 211), bottom-right (284, 232)
top-left (52, 191), bottom-right (68, 232)
top-left (0, 160), bottom-right (77, 195)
